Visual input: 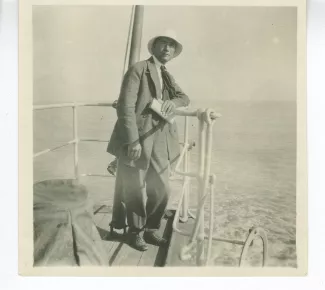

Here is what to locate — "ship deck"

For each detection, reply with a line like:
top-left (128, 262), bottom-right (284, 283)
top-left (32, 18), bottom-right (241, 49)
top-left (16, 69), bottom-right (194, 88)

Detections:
top-left (92, 204), bottom-right (175, 267)
top-left (87, 176), bottom-right (193, 267)
top-left (92, 201), bottom-right (210, 267)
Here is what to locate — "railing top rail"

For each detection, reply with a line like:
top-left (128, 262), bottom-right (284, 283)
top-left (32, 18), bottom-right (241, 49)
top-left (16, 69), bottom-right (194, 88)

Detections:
top-left (33, 102), bottom-right (115, 110)
top-left (33, 102), bottom-right (221, 120)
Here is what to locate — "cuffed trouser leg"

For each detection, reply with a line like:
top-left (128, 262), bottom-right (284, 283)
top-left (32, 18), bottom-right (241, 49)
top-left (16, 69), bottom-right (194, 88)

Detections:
top-left (145, 128), bottom-right (170, 231)
top-left (117, 162), bottom-right (147, 233)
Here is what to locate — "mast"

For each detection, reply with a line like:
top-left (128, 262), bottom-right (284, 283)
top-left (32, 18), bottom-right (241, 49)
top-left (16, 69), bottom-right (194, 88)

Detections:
top-left (128, 5), bottom-right (144, 67)
top-left (110, 5), bottom-right (145, 232)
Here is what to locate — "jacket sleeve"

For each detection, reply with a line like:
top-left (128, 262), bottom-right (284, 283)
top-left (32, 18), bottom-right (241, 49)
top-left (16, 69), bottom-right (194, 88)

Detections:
top-left (116, 64), bottom-right (142, 146)
top-left (169, 74), bottom-right (190, 108)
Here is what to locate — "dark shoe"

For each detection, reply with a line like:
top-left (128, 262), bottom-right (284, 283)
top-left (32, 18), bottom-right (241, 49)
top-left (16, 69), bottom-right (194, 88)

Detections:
top-left (128, 233), bottom-right (148, 251)
top-left (143, 231), bottom-right (167, 246)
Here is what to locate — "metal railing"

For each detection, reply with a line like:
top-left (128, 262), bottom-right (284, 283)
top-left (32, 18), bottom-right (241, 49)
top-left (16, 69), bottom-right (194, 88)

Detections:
top-left (170, 108), bottom-right (268, 266)
top-left (33, 102), bottom-right (268, 267)
top-left (34, 102), bottom-right (115, 179)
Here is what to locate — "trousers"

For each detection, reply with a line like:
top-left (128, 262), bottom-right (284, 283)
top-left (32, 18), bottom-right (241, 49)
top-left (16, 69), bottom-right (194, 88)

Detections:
top-left (116, 122), bottom-right (171, 233)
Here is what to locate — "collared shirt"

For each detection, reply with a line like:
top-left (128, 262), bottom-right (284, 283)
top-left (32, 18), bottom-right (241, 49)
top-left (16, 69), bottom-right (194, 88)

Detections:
top-left (152, 55), bottom-right (164, 99)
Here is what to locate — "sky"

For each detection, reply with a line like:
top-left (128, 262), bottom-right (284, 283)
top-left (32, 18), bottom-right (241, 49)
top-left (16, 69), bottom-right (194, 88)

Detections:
top-left (33, 5), bottom-right (297, 105)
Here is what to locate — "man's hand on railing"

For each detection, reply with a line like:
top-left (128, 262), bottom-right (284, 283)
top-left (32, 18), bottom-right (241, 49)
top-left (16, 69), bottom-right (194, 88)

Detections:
top-left (209, 111), bottom-right (222, 120)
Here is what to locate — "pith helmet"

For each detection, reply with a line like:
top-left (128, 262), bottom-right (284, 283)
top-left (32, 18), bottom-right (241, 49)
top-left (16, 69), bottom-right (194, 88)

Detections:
top-left (147, 30), bottom-right (183, 58)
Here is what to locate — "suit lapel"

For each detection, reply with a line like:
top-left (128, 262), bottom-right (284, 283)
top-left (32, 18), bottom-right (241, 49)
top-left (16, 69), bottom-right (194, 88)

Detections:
top-left (146, 57), bottom-right (162, 99)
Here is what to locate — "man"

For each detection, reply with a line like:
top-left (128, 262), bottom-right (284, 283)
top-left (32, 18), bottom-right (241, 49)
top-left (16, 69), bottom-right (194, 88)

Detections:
top-left (107, 31), bottom-right (190, 251)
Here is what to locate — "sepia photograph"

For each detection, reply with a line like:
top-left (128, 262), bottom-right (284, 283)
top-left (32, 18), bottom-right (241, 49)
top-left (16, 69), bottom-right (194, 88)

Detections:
top-left (19, 0), bottom-right (307, 276)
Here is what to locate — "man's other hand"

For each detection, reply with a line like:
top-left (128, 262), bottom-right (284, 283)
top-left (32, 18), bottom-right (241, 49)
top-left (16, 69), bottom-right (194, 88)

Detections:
top-left (128, 143), bottom-right (142, 160)
top-left (161, 100), bottom-right (176, 116)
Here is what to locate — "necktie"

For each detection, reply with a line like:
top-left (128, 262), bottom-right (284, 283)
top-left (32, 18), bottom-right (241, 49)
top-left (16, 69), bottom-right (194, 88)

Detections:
top-left (160, 65), bottom-right (176, 99)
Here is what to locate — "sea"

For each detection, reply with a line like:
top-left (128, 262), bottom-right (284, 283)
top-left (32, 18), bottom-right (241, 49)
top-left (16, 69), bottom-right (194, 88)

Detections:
top-left (33, 100), bottom-right (296, 267)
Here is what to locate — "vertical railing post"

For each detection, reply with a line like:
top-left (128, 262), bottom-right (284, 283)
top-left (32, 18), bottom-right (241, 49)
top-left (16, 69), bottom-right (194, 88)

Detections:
top-left (203, 124), bottom-right (214, 265)
top-left (206, 174), bottom-right (216, 265)
top-left (196, 118), bottom-right (206, 266)
top-left (73, 105), bottom-right (79, 180)
top-left (180, 116), bottom-right (189, 222)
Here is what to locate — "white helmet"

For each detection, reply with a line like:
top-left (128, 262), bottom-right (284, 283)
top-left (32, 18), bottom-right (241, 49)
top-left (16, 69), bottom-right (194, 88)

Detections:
top-left (147, 29), bottom-right (183, 58)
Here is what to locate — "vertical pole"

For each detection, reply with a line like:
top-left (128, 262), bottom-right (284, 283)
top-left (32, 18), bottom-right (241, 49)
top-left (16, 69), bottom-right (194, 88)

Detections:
top-left (73, 106), bottom-right (79, 180)
top-left (180, 116), bottom-right (189, 222)
top-left (110, 5), bottom-right (144, 232)
top-left (121, 6), bottom-right (135, 80)
top-left (203, 123), bottom-right (214, 264)
top-left (128, 5), bottom-right (144, 67)
top-left (206, 175), bottom-right (215, 265)
top-left (196, 119), bottom-right (205, 266)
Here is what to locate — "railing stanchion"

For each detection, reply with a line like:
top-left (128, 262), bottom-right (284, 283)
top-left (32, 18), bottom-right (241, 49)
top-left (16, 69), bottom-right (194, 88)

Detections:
top-left (73, 105), bottom-right (79, 180)
top-left (196, 117), bottom-right (206, 266)
top-left (206, 174), bottom-right (215, 265)
top-left (180, 116), bottom-right (189, 222)
top-left (203, 122), bottom-right (214, 265)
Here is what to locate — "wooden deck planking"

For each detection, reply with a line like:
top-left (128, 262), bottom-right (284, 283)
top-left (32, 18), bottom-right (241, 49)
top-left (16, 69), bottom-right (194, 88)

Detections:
top-left (92, 205), bottom-right (155, 267)
top-left (112, 214), bottom-right (173, 267)
top-left (93, 207), bottom-right (116, 263)
top-left (92, 204), bottom-right (175, 267)
top-left (112, 239), bottom-right (143, 266)
top-left (94, 206), bottom-right (129, 266)
top-left (89, 176), bottom-right (191, 267)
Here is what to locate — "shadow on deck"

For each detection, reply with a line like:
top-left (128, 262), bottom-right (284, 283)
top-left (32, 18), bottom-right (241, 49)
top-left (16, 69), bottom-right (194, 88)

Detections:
top-left (93, 205), bottom-right (175, 267)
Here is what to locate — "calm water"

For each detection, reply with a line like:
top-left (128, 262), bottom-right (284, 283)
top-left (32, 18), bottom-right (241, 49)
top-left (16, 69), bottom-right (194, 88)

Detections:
top-left (33, 100), bottom-right (296, 267)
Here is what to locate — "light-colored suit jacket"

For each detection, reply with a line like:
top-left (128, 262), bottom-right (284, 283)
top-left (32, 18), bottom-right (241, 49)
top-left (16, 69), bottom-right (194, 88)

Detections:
top-left (107, 56), bottom-right (190, 170)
